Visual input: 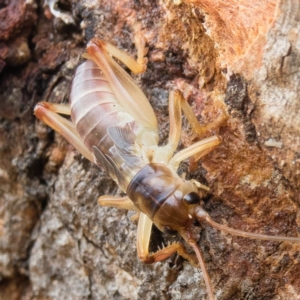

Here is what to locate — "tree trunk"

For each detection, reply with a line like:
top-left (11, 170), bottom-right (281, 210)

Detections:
top-left (0, 0), bottom-right (299, 299)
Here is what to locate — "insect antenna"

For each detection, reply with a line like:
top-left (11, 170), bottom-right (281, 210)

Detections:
top-left (188, 239), bottom-right (215, 300)
top-left (194, 206), bottom-right (300, 243)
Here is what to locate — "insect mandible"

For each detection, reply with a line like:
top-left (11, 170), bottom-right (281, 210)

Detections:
top-left (34, 37), bottom-right (300, 300)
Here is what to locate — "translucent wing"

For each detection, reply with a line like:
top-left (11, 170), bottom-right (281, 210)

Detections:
top-left (107, 124), bottom-right (146, 171)
top-left (92, 123), bottom-right (147, 191)
top-left (92, 146), bottom-right (127, 189)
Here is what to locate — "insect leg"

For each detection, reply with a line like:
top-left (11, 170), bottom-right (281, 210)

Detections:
top-left (168, 136), bottom-right (220, 170)
top-left (98, 195), bottom-right (137, 211)
top-left (130, 212), bottom-right (140, 223)
top-left (150, 90), bottom-right (183, 163)
top-left (35, 102), bottom-right (71, 115)
top-left (174, 90), bottom-right (208, 135)
top-left (137, 213), bottom-right (198, 267)
top-left (175, 90), bottom-right (227, 135)
top-left (34, 102), bottom-right (93, 162)
top-left (94, 37), bottom-right (148, 74)
top-left (166, 90), bottom-right (223, 154)
top-left (167, 90), bottom-right (183, 152)
top-left (99, 196), bottom-right (140, 222)
top-left (86, 38), bottom-right (157, 131)
top-left (167, 90), bottom-right (228, 172)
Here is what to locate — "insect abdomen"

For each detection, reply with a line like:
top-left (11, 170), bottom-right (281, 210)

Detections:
top-left (70, 60), bottom-right (135, 152)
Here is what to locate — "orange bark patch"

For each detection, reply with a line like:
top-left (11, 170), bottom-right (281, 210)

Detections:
top-left (186, 0), bottom-right (278, 75)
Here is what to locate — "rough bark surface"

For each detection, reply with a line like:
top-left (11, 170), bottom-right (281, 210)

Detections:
top-left (0, 0), bottom-right (299, 300)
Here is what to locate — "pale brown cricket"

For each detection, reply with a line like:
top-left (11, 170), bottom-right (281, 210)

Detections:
top-left (34, 37), bottom-right (300, 300)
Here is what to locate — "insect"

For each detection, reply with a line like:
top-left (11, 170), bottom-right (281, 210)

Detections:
top-left (34, 37), bottom-right (300, 300)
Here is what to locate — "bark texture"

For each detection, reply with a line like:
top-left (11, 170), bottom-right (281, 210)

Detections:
top-left (0, 0), bottom-right (299, 299)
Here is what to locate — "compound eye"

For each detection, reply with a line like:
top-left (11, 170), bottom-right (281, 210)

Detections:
top-left (183, 192), bottom-right (201, 205)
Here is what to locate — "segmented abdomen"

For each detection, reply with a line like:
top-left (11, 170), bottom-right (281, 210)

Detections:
top-left (70, 60), bottom-right (135, 152)
top-left (69, 60), bottom-right (146, 191)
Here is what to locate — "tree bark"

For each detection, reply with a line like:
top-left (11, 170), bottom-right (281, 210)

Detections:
top-left (0, 0), bottom-right (299, 299)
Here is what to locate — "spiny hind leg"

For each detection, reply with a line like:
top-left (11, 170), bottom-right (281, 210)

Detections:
top-left (99, 197), bottom-right (199, 265)
top-left (136, 213), bottom-right (198, 267)
top-left (34, 102), bottom-right (93, 162)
